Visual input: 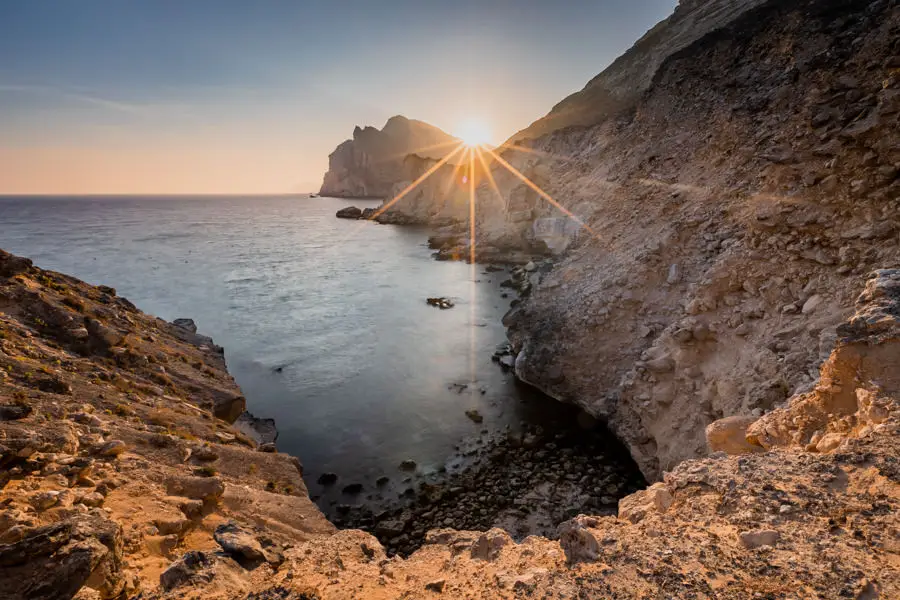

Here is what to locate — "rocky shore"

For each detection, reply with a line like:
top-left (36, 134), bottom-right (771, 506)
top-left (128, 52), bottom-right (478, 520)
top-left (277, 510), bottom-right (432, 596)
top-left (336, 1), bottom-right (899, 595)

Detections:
top-left (332, 416), bottom-right (645, 557)
top-left (2, 256), bottom-right (899, 598)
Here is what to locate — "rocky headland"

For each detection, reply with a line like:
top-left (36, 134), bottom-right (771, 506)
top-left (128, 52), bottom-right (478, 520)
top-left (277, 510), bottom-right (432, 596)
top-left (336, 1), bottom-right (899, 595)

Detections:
top-left (2, 248), bottom-right (899, 598)
top-left (319, 116), bottom-right (459, 199)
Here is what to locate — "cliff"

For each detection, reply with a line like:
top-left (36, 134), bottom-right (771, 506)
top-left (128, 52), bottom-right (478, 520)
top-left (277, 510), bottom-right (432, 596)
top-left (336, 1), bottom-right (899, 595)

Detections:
top-left (0, 249), bottom-right (334, 598)
top-left (319, 116), bottom-right (460, 198)
top-left (470, 0), bottom-right (900, 480)
top-left (3, 248), bottom-right (898, 598)
top-left (508, 0), bottom-right (771, 143)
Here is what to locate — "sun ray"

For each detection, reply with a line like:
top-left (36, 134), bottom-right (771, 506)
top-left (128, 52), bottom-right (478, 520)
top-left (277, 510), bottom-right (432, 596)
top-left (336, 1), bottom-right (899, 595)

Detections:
top-left (468, 148), bottom-right (476, 265)
top-left (467, 145), bottom-right (477, 388)
top-left (485, 147), bottom-right (600, 240)
top-left (370, 143), bottom-right (465, 221)
top-left (333, 142), bottom-right (465, 246)
top-left (474, 145), bottom-right (506, 211)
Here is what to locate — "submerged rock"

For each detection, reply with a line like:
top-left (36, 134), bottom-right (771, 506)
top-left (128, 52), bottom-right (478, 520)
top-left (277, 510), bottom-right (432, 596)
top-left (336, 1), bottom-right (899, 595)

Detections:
top-left (426, 297), bottom-right (455, 309)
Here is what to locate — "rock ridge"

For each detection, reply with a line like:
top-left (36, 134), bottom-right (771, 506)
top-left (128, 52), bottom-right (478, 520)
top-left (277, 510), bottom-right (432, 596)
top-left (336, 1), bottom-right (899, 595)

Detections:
top-left (319, 116), bottom-right (460, 199)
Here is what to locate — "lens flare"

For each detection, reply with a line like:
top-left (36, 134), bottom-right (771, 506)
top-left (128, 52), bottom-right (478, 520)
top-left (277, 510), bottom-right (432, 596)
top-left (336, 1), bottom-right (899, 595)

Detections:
top-left (456, 118), bottom-right (493, 147)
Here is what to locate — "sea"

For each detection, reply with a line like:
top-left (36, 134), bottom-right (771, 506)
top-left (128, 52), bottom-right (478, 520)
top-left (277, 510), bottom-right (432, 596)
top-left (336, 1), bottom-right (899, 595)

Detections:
top-left (0, 194), bottom-right (604, 512)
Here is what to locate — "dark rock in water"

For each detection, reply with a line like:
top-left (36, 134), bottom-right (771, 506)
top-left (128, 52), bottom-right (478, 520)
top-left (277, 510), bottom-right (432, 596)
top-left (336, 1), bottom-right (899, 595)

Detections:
top-left (0, 513), bottom-right (124, 599)
top-left (272, 366), bottom-right (283, 373)
top-left (465, 409), bottom-right (484, 424)
top-left (342, 483), bottom-right (364, 495)
top-left (485, 265), bottom-right (505, 273)
top-left (234, 411), bottom-right (278, 446)
top-left (376, 476), bottom-right (390, 486)
top-left (318, 472), bottom-right (338, 485)
top-left (360, 207), bottom-right (377, 219)
top-left (214, 521), bottom-right (268, 568)
top-left (172, 318), bottom-right (198, 333)
top-left (426, 297), bottom-right (455, 309)
top-left (336, 206), bottom-right (363, 219)
top-left (399, 459), bottom-right (417, 471)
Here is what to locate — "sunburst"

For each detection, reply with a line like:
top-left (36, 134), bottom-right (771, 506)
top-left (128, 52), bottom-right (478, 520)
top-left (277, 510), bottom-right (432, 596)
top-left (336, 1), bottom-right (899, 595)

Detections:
top-left (340, 121), bottom-right (597, 257)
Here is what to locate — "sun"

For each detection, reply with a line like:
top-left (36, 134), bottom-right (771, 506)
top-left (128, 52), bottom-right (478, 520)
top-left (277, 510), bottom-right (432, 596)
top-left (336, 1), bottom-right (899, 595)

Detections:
top-left (455, 118), bottom-right (493, 147)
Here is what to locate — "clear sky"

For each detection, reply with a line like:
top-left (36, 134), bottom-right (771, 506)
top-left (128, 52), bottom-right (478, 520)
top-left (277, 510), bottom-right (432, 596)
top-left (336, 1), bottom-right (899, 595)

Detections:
top-left (0, 0), bottom-right (677, 195)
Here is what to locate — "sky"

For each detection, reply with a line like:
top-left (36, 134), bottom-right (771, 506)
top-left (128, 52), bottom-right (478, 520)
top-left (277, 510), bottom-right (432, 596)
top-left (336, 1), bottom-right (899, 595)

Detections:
top-left (0, 0), bottom-right (677, 195)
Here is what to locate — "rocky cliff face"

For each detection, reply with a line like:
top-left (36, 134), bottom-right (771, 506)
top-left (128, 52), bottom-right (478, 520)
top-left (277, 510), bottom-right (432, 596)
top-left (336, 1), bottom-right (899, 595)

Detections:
top-left (472, 0), bottom-right (900, 480)
top-left (6, 248), bottom-right (897, 598)
top-left (508, 0), bottom-right (771, 142)
top-left (319, 116), bottom-right (460, 198)
top-left (0, 250), bottom-right (333, 599)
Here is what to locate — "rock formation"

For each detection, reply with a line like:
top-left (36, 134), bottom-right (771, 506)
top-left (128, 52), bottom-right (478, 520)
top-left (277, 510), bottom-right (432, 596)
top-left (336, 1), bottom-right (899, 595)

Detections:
top-left (473, 0), bottom-right (900, 480)
top-left (0, 249), bottom-right (333, 599)
top-left (5, 248), bottom-right (897, 598)
top-left (319, 115), bottom-right (460, 198)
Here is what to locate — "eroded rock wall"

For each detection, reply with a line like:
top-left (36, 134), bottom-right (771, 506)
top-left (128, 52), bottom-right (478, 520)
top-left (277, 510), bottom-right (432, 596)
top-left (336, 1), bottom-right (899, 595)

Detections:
top-left (319, 115), bottom-right (459, 198)
top-left (484, 0), bottom-right (900, 479)
top-left (2, 258), bottom-right (899, 598)
top-left (0, 250), bottom-right (333, 599)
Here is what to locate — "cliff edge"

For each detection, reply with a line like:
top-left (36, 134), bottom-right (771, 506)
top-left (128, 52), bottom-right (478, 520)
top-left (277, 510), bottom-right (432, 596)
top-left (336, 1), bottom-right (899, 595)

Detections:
top-left (4, 248), bottom-right (896, 598)
top-left (319, 115), bottom-right (459, 199)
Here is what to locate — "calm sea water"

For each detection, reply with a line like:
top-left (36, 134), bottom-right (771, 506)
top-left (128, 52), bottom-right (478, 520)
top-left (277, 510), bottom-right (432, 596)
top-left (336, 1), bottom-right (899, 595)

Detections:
top-left (0, 195), bottom-right (576, 507)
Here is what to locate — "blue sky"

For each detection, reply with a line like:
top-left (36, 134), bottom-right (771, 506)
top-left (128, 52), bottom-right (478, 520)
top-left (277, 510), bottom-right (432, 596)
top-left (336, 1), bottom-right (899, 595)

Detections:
top-left (0, 0), bottom-right (677, 194)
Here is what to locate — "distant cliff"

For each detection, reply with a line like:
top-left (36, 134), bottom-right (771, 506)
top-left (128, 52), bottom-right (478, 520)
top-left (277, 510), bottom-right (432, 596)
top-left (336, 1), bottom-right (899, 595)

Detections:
top-left (319, 115), bottom-right (459, 198)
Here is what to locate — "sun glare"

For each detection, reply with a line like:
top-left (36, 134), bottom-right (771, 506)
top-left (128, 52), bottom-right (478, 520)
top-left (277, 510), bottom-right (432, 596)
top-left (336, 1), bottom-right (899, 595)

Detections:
top-left (456, 118), bottom-right (493, 147)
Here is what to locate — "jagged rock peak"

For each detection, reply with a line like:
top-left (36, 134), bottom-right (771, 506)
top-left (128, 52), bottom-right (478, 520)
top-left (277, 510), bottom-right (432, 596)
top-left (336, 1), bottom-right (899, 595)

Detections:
top-left (320, 115), bottom-right (459, 199)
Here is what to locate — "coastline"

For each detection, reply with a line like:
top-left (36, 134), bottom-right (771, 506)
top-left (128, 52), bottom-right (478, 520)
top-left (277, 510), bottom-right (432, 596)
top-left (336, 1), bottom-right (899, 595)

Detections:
top-left (3, 246), bottom-right (898, 598)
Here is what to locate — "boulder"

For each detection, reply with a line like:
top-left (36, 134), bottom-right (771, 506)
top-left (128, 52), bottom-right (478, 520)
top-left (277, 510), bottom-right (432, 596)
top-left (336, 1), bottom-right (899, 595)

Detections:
top-left (705, 415), bottom-right (763, 455)
top-left (471, 528), bottom-right (512, 561)
top-left (172, 318), bottom-right (198, 334)
top-left (0, 514), bottom-right (124, 600)
top-left (234, 411), bottom-right (278, 445)
top-left (213, 522), bottom-right (268, 568)
top-left (160, 550), bottom-right (218, 591)
top-left (558, 516), bottom-right (602, 563)
top-left (738, 529), bottom-right (780, 549)
top-left (0, 250), bottom-right (33, 277)
top-left (336, 206), bottom-right (363, 219)
top-left (165, 476), bottom-right (225, 503)
top-left (618, 483), bottom-right (674, 523)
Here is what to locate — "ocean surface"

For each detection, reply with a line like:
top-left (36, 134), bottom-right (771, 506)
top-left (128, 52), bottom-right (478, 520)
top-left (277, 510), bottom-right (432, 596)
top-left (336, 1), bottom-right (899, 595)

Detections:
top-left (0, 194), bottom-right (590, 510)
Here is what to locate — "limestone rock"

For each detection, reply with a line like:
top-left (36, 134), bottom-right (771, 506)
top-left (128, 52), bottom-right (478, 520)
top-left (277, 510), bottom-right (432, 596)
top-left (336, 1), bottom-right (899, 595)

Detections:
top-left (705, 415), bottom-right (763, 455)
top-left (618, 483), bottom-right (673, 523)
top-left (0, 514), bottom-right (124, 600)
top-left (320, 116), bottom-right (459, 199)
top-left (165, 476), bottom-right (225, 503)
top-left (471, 528), bottom-right (512, 561)
top-left (739, 528), bottom-right (780, 549)
top-left (214, 521), bottom-right (268, 567)
top-left (558, 516), bottom-right (602, 563)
